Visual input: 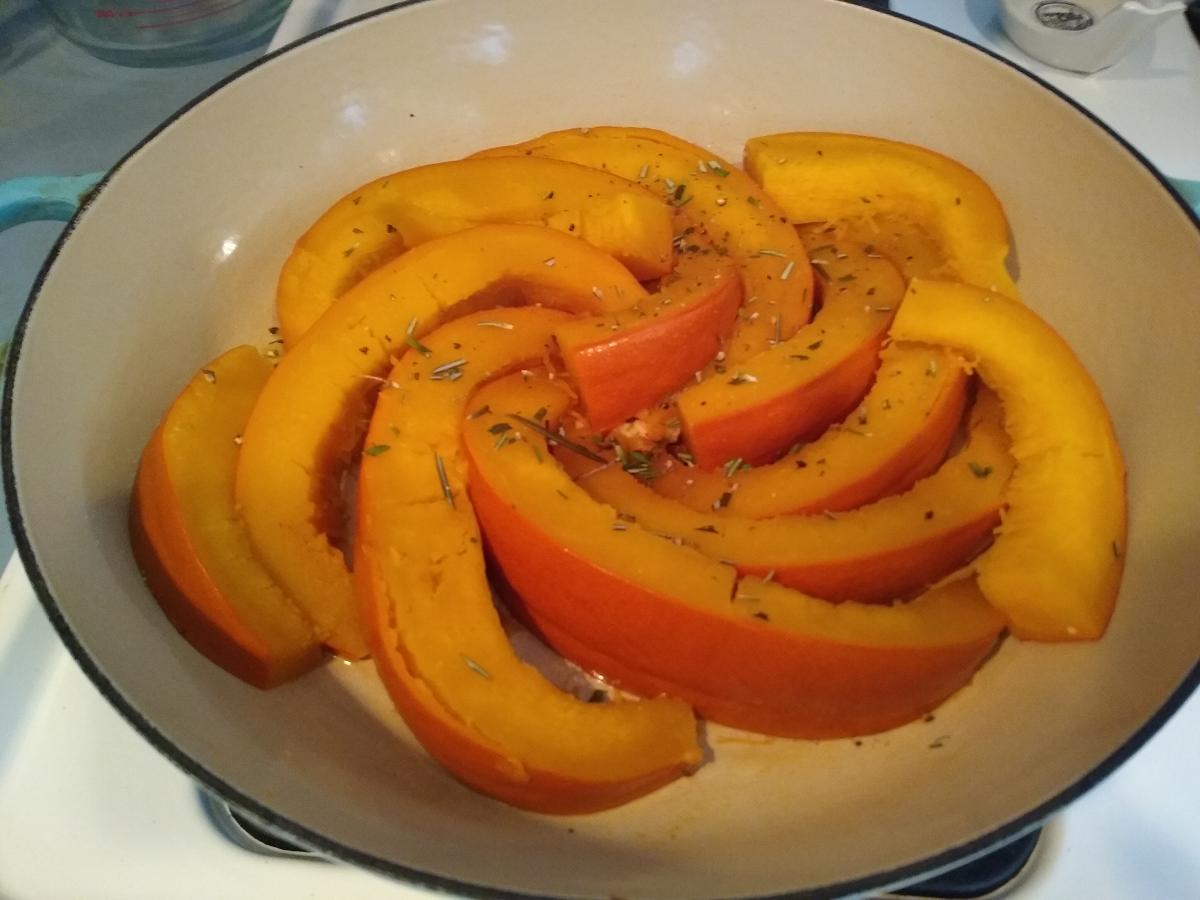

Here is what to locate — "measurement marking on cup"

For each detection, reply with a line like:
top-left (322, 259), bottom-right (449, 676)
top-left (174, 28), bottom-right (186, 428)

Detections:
top-left (95, 0), bottom-right (208, 18)
top-left (135, 0), bottom-right (249, 29)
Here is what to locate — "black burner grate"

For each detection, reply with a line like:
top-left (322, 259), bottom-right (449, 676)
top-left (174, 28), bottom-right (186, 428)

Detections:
top-left (204, 791), bottom-right (1043, 897)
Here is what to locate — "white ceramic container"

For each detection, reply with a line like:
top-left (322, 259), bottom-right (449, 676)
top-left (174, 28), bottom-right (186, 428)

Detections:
top-left (1000, 0), bottom-right (1187, 73)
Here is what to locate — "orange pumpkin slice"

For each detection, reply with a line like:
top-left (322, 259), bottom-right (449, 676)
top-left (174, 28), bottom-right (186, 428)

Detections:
top-left (130, 347), bottom-right (321, 688)
top-left (745, 132), bottom-right (1016, 295)
top-left (564, 388), bottom-right (1013, 603)
top-left (555, 243), bottom-right (741, 431)
top-left (674, 238), bottom-right (902, 469)
top-left (464, 374), bottom-right (1004, 738)
top-left (531, 577), bottom-right (1004, 739)
top-left (463, 375), bottom-right (739, 622)
top-left (891, 279), bottom-right (1127, 640)
top-left (277, 156), bottom-right (676, 345)
top-left (237, 224), bottom-right (652, 659)
top-left (652, 342), bottom-right (967, 517)
top-left (355, 308), bottom-right (699, 813)
top-left (472, 125), bottom-right (814, 363)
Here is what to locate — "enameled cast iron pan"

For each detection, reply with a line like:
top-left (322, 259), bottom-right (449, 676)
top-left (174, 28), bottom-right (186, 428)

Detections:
top-left (5, 1), bottom-right (1199, 897)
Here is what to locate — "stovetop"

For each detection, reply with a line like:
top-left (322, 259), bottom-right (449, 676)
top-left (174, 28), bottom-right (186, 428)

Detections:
top-left (1, 2), bottom-right (1198, 898)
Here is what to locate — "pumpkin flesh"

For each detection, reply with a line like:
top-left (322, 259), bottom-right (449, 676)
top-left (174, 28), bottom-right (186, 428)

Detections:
top-left (890, 279), bottom-right (1127, 639)
top-left (355, 308), bottom-right (700, 813)
top-left (674, 238), bottom-right (903, 469)
top-left (564, 388), bottom-right (1013, 603)
top-left (130, 347), bottom-right (321, 688)
top-left (745, 132), bottom-right (1015, 296)
top-left (652, 342), bottom-right (967, 516)
top-left (237, 224), bottom-right (652, 658)
top-left (555, 245), bottom-right (741, 430)
top-left (277, 156), bottom-right (676, 344)
top-left (465, 374), bottom-right (1005, 737)
top-left (472, 126), bottom-right (815, 363)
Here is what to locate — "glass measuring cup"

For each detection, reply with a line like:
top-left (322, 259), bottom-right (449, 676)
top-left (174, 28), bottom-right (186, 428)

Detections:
top-left (35, 0), bottom-right (292, 67)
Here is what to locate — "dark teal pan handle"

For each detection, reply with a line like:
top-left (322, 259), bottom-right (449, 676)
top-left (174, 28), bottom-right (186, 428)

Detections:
top-left (0, 173), bottom-right (105, 230)
top-left (1172, 176), bottom-right (1200, 215)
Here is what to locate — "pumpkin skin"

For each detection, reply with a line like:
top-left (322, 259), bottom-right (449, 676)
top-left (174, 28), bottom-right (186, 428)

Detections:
top-left (650, 342), bottom-right (967, 517)
top-left (276, 156), bottom-right (676, 345)
top-left (464, 374), bottom-right (1005, 738)
top-left (674, 238), bottom-right (903, 469)
top-left (890, 279), bottom-right (1127, 640)
top-left (471, 125), bottom-right (815, 364)
top-left (237, 224), bottom-right (652, 659)
top-left (527, 578), bottom-right (1005, 739)
top-left (130, 347), bottom-right (321, 689)
top-left (354, 308), bottom-right (700, 814)
top-left (563, 387), bottom-right (1012, 603)
top-left (554, 248), bottom-right (741, 431)
top-left (744, 132), bottom-right (1016, 296)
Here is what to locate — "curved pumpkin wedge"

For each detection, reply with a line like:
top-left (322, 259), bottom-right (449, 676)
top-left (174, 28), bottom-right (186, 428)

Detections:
top-left (745, 132), bottom-right (1016, 295)
top-left (463, 374), bottom-right (739, 620)
top-left (237, 224), bottom-right (652, 659)
top-left (652, 343), bottom-right (968, 517)
top-left (531, 577), bottom-right (1004, 738)
top-left (564, 389), bottom-right (1013, 603)
top-left (472, 125), bottom-right (814, 363)
top-left (796, 220), bottom-right (950, 292)
top-left (463, 374), bottom-right (1003, 737)
top-left (675, 238), bottom-right (902, 469)
top-left (555, 245), bottom-right (741, 430)
top-left (355, 309), bottom-right (699, 813)
top-left (130, 347), bottom-right (321, 689)
top-left (278, 156), bottom-right (675, 345)
top-left (891, 279), bottom-right (1127, 640)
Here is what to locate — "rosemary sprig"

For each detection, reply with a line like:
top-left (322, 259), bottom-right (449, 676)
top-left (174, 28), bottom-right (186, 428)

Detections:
top-left (723, 457), bottom-right (749, 478)
top-left (405, 316), bottom-right (432, 357)
top-left (507, 414), bottom-right (606, 463)
top-left (462, 655), bottom-right (491, 679)
top-left (434, 452), bottom-right (455, 508)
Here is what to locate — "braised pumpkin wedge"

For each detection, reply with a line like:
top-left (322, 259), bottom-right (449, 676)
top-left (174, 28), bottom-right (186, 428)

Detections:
top-left (532, 577), bottom-right (1005, 739)
top-left (472, 126), bottom-right (814, 363)
top-left (464, 375), bottom-right (739, 623)
top-left (555, 244), bottom-right (741, 431)
top-left (563, 388), bottom-right (1013, 603)
top-left (652, 342), bottom-right (967, 517)
top-left (356, 308), bottom-right (700, 813)
top-left (745, 132), bottom-right (1016, 296)
top-left (465, 373), bottom-right (1004, 737)
top-left (675, 238), bottom-right (902, 469)
top-left (237, 224), bottom-right (653, 659)
top-left (891, 279), bottom-right (1127, 640)
top-left (277, 156), bottom-right (676, 345)
top-left (131, 347), bottom-right (321, 688)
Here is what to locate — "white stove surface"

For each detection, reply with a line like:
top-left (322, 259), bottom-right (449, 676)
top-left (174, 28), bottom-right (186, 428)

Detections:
top-left (2, 2), bottom-right (1198, 899)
